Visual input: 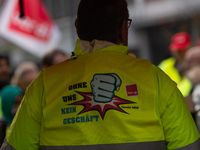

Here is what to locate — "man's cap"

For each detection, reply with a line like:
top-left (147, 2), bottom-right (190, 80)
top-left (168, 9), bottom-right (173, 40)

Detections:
top-left (169, 32), bottom-right (191, 51)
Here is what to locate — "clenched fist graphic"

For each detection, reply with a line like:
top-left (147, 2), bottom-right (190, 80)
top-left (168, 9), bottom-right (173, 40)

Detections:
top-left (91, 74), bottom-right (121, 103)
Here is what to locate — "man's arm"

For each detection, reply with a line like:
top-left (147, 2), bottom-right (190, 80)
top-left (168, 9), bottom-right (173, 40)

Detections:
top-left (162, 87), bottom-right (200, 149)
top-left (153, 65), bottom-right (200, 150)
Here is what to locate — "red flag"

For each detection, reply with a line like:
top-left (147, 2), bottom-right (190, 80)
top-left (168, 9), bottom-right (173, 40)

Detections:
top-left (0, 0), bottom-right (61, 57)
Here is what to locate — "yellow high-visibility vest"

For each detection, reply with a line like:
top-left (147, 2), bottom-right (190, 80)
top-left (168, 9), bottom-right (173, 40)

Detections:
top-left (4, 40), bottom-right (199, 150)
top-left (158, 57), bottom-right (192, 97)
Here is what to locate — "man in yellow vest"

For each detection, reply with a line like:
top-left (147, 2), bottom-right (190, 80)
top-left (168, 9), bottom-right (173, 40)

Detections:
top-left (1, 0), bottom-right (200, 150)
top-left (158, 32), bottom-right (192, 97)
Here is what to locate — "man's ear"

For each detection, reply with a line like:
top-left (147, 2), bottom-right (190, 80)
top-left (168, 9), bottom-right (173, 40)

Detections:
top-left (119, 19), bottom-right (128, 46)
top-left (75, 19), bottom-right (78, 29)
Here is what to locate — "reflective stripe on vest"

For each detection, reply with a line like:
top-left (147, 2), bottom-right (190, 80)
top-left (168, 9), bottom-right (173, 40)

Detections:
top-left (40, 138), bottom-right (200, 150)
top-left (40, 141), bottom-right (167, 150)
top-left (40, 139), bottom-right (200, 150)
top-left (175, 138), bottom-right (200, 150)
top-left (1, 139), bottom-right (200, 150)
top-left (0, 139), bottom-right (16, 150)
top-left (2, 139), bottom-right (199, 150)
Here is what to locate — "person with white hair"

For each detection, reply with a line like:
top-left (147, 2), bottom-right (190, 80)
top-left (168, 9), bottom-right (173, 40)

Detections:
top-left (10, 61), bottom-right (40, 92)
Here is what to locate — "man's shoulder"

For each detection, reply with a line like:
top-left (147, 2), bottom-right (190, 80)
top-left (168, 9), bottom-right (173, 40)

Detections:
top-left (43, 58), bottom-right (74, 73)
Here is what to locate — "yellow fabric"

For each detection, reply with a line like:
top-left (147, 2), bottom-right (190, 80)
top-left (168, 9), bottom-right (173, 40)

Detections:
top-left (158, 57), bottom-right (180, 83)
top-left (158, 57), bottom-right (192, 97)
top-left (5, 40), bottom-right (199, 150)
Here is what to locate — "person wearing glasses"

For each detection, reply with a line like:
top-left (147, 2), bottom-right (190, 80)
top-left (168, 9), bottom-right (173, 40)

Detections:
top-left (1, 0), bottom-right (199, 150)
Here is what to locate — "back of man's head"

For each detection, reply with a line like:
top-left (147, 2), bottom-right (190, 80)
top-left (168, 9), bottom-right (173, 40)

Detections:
top-left (76, 0), bottom-right (129, 44)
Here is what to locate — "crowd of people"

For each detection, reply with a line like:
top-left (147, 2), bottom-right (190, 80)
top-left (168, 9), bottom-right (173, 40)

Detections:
top-left (158, 32), bottom-right (200, 128)
top-left (0, 49), bottom-right (69, 146)
top-left (0, 0), bottom-right (200, 149)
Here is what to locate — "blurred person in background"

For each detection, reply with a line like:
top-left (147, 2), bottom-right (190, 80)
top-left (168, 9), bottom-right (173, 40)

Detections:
top-left (41, 49), bottom-right (69, 68)
top-left (158, 32), bottom-right (192, 97)
top-left (0, 86), bottom-right (23, 147)
top-left (0, 55), bottom-right (10, 147)
top-left (10, 61), bottom-right (40, 93)
top-left (184, 46), bottom-right (200, 73)
top-left (1, 61), bottom-right (39, 123)
top-left (0, 61), bottom-right (39, 146)
top-left (196, 38), bottom-right (200, 47)
top-left (0, 55), bottom-right (10, 91)
top-left (184, 46), bottom-right (200, 128)
top-left (1, 86), bottom-right (23, 126)
top-left (1, 0), bottom-right (200, 149)
top-left (128, 51), bottom-right (136, 58)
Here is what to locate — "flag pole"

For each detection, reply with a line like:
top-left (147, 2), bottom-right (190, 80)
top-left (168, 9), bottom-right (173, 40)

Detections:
top-left (19, 0), bottom-right (25, 19)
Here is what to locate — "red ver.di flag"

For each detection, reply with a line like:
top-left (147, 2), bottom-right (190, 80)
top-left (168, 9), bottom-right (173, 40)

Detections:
top-left (0, 0), bottom-right (61, 57)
